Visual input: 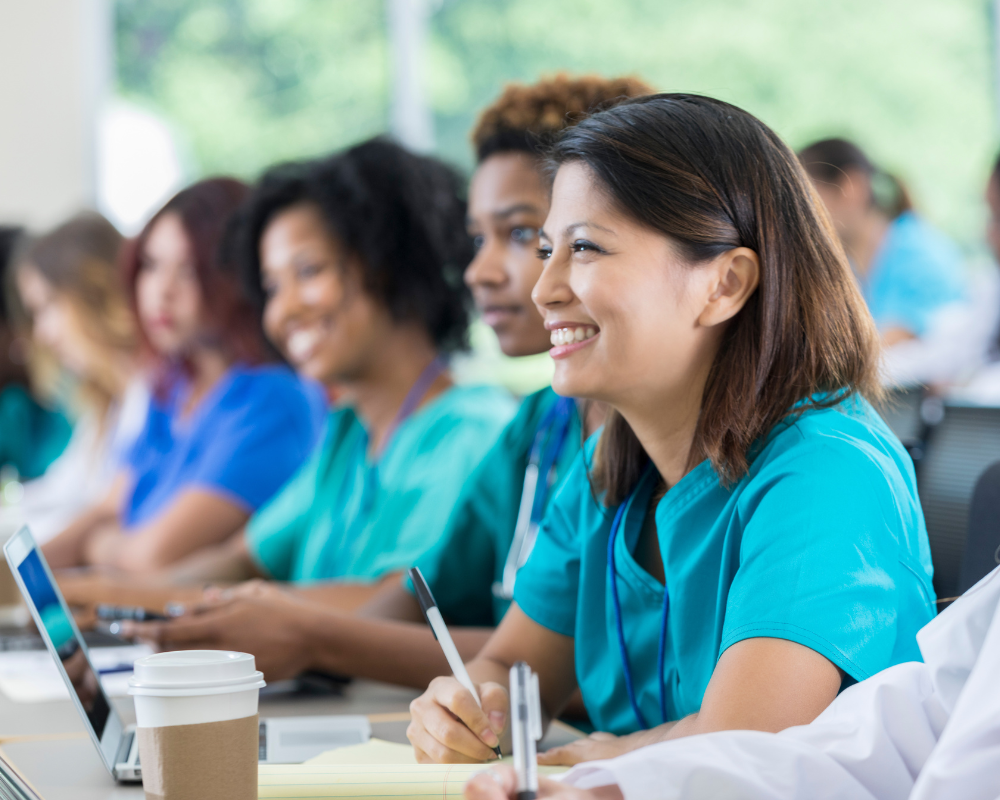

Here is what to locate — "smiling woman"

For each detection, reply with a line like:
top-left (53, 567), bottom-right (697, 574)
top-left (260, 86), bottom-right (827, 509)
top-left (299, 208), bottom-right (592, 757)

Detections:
top-left (41, 179), bottom-right (327, 573)
top-left (406, 93), bottom-right (936, 769)
top-left (139, 137), bottom-right (516, 598)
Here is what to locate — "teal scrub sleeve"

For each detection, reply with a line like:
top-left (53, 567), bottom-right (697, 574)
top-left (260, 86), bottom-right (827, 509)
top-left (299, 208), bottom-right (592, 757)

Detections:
top-left (721, 434), bottom-right (929, 682)
top-left (245, 431), bottom-right (326, 580)
top-left (513, 452), bottom-right (592, 637)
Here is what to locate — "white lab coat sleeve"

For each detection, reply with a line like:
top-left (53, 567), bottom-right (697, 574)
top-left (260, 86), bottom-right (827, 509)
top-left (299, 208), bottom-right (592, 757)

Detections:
top-left (910, 569), bottom-right (1000, 800)
top-left (562, 662), bottom-right (937, 800)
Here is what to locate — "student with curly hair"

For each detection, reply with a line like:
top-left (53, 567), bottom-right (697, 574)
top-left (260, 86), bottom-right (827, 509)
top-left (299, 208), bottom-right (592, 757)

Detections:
top-left (119, 76), bottom-right (650, 690)
top-left (68, 138), bottom-right (515, 612)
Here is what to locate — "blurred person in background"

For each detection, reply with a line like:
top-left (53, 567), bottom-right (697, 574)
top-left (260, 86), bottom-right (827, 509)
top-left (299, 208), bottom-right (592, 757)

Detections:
top-left (947, 152), bottom-right (1000, 403)
top-left (799, 138), bottom-right (974, 387)
top-left (42, 178), bottom-right (325, 572)
top-left (62, 137), bottom-right (515, 618)
top-left (0, 226), bottom-right (72, 484)
top-left (114, 75), bottom-right (649, 688)
top-left (9, 213), bottom-right (148, 542)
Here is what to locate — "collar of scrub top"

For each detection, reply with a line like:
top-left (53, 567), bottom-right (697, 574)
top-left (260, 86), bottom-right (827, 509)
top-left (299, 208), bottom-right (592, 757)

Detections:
top-left (608, 463), bottom-right (670, 730)
top-left (326, 356), bottom-right (449, 574)
top-left (493, 395), bottom-right (576, 601)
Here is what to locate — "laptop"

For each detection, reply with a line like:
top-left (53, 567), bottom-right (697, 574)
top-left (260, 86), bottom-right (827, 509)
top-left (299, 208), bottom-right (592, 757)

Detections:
top-left (3, 526), bottom-right (372, 783)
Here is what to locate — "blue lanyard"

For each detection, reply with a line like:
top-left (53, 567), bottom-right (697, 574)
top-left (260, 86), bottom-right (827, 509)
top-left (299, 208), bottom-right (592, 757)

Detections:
top-left (607, 469), bottom-right (670, 730)
top-left (528, 397), bottom-right (575, 524)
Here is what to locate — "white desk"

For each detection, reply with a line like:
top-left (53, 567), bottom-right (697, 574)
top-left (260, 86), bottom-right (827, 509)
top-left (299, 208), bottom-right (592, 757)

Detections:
top-left (0, 679), bottom-right (420, 799)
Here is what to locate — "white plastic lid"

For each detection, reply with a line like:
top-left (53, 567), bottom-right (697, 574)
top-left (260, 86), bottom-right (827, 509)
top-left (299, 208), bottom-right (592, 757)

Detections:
top-left (128, 650), bottom-right (265, 697)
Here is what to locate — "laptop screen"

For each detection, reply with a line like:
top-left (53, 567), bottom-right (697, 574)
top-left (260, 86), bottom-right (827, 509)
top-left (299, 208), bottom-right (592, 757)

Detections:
top-left (16, 549), bottom-right (111, 738)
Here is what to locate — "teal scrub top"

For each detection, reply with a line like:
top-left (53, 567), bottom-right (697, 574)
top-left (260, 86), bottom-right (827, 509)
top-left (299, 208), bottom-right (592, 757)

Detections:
top-left (864, 212), bottom-right (966, 337)
top-left (247, 385), bottom-right (516, 583)
top-left (0, 384), bottom-right (72, 480)
top-left (514, 394), bottom-right (936, 735)
top-left (409, 387), bottom-right (582, 626)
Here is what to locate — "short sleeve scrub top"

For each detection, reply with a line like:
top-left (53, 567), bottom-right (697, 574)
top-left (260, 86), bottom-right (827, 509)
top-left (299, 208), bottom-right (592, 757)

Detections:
top-left (409, 386), bottom-right (582, 626)
top-left (247, 385), bottom-right (516, 583)
top-left (124, 364), bottom-right (327, 528)
top-left (514, 394), bottom-right (937, 735)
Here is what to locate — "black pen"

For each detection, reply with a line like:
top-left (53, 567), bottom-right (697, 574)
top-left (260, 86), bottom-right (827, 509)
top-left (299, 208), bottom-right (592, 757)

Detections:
top-left (408, 567), bottom-right (503, 759)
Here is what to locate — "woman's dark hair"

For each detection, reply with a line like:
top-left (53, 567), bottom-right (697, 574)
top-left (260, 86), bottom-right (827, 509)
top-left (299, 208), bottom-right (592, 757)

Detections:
top-left (549, 94), bottom-right (882, 502)
top-left (472, 73), bottom-right (653, 164)
top-left (122, 177), bottom-right (267, 373)
top-left (233, 137), bottom-right (473, 352)
top-left (798, 137), bottom-right (912, 219)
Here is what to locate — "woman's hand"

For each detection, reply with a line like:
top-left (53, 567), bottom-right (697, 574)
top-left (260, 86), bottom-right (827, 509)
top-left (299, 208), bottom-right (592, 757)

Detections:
top-left (121, 583), bottom-right (315, 680)
top-left (465, 767), bottom-right (623, 800)
top-left (537, 730), bottom-right (662, 767)
top-left (407, 676), bottom-right (509, 763)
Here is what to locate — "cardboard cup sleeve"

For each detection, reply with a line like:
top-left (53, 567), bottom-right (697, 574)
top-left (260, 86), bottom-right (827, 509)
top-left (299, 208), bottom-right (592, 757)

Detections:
top-left (136, 713), bottom-right (258, 800)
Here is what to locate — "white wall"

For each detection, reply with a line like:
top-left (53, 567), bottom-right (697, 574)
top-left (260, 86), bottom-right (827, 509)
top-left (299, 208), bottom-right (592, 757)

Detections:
top-left (0, 0), bottom-right (111, 230)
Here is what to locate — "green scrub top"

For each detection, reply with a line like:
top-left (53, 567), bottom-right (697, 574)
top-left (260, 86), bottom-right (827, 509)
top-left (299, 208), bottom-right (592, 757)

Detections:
top-left (0, 384), bottom-right (72, 480)
top-left (247, 385), bottom-right (516, 583)
top-left (514, 394), bottom-right (936, 735)
top-left (409, 387), bottom-right (582, 626)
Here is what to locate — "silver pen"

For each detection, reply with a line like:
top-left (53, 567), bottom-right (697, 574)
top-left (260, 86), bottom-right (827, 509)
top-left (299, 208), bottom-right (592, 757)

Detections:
top-left (510, 661), bottom-right (542, 800)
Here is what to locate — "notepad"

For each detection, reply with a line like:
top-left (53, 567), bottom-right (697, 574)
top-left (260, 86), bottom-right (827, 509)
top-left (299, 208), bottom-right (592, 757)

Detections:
top-left (257, 738), bottom-right (565, 798)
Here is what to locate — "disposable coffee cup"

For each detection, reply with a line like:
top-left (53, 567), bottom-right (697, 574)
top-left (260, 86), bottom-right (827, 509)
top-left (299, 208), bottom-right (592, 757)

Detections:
top-left (128, 650), bottom-right (265, 800)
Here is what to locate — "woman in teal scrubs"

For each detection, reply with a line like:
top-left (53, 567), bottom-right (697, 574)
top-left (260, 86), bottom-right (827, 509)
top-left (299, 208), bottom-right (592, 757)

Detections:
top-left (119, 76), bottom-right (649, 688)
top-left (407, 94), bottom-right (936, 767)
top-left (128, 138), bottom-right (517, 603)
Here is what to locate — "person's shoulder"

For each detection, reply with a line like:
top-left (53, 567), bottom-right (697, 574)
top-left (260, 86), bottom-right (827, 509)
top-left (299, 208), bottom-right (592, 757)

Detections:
top-left (423, 383), bottom-right (518, 427)
top-left (223, 364), bottom-right (324, 413)
top-left (888, 212), bottom-right (963, 268)
top-left (752, 394), bottom-right (913, 485)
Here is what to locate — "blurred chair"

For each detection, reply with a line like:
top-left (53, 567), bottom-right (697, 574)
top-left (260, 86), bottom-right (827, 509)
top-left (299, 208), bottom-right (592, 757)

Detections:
top-left (959, 460), bottom-right (1000, 594)
top-left (875, 385), bottom-right (937, 464)
top-left (917, 404), bottom-right (1000, 599)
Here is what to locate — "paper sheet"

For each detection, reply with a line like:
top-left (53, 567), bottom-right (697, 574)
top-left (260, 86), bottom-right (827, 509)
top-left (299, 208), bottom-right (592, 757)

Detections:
top-left (0, 644), bottom-right (151, 703)
top-left (260, 738), bottom-right (565, 798)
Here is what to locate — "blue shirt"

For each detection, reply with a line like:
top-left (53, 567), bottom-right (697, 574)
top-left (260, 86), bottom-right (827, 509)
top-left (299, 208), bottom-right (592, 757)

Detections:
top-left (864, 212), bottom-right (966, 336)
top-left (124, 364), bottom-right (326, 528)
top-left (246, 385), bottom-right (516, 583)
top-left (514, 395), bottom-right (936, 735)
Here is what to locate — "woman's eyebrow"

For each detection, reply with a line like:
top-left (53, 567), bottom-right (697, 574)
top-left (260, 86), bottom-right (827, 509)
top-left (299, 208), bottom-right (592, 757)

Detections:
top-left (564, 221), bottom-right (615, 236)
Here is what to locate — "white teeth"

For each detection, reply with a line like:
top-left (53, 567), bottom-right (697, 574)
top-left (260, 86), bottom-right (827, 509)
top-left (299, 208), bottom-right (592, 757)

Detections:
top-left (549, 326), bottom-right (598, 347)
top-left (287, 328), bottom-right (322, 361)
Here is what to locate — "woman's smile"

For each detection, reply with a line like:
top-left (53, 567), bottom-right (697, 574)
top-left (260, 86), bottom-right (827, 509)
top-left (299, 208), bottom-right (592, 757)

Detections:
top-left (547, 322), bottom-right (600, 358)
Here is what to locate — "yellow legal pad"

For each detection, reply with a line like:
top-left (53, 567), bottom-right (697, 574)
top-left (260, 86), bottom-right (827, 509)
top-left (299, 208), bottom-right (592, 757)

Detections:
top-left (258, 762), bottom-right (508, 799)
top-left (257, 738), bottom-right (565, 799)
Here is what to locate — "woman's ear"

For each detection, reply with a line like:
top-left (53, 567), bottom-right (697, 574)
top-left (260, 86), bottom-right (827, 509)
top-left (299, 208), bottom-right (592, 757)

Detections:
top-left (697, 247), bottom-right (760, 328)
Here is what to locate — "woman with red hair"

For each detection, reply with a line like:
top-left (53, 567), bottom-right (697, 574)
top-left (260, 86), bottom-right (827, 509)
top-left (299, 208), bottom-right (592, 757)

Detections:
top-left (42, 178), bottom-right (325, 572)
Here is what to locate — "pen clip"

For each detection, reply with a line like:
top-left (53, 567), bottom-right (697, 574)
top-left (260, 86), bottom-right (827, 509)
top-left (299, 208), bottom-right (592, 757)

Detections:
top-left (528, 671), bottom-right (542, 741)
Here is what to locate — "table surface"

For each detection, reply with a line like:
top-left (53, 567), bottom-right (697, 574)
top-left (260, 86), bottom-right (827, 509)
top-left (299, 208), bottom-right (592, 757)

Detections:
top-left (0, 678), bottom-right (422, 800)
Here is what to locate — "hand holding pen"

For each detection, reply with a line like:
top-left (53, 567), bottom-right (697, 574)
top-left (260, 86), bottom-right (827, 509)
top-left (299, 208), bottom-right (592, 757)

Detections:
top-left (407, 567), bottom-right (506, 762)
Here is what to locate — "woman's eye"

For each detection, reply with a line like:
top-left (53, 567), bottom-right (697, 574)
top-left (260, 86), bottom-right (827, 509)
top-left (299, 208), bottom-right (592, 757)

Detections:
top-left (536, 245), bottom-right (553, 261)
top-left (510, 227), bottom-right (538, 246)
top-left (471, 234), bottom-right (485, 252)
top-left (297, 263), bottom-right (322, 280)
top-left (571, 239), bottom-right (602, 254)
